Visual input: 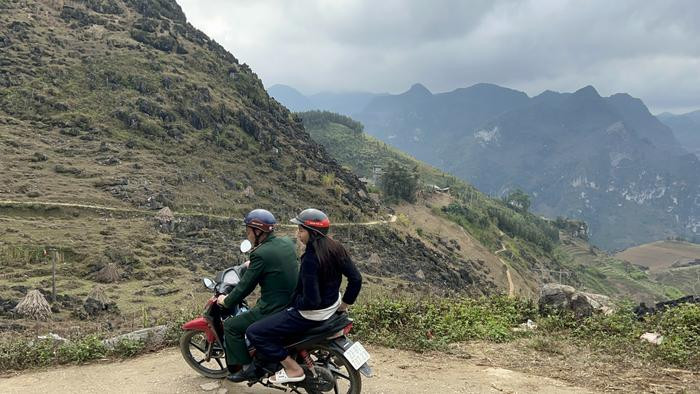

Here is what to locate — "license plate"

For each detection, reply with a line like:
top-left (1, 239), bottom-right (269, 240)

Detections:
top-left (344, 341), bottom-right (370, 370)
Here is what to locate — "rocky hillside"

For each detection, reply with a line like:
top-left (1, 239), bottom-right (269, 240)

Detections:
top-left (0, 0), bottom-right (376, 221)
top-left (0, 0), bottom-right (509, 332)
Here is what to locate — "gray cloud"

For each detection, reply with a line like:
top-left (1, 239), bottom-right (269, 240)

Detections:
top-left (178, 0), bottom-right (700, 113)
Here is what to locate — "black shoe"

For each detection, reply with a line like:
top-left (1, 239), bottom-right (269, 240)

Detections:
top-left (227, 363), bottom-right (263, 383)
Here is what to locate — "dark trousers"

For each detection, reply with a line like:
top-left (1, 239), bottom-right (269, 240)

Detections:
top-left (223, 308), bottom-right (265, 366)
top-left (246, 308), bottom-right (321, 362)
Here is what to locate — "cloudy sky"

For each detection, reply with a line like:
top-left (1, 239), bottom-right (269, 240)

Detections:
top-left (178, 0), bottom-right (700, 114)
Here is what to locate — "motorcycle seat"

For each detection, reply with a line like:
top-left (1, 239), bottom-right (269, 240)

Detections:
top-left (284, 312), bottom-right (351, 347)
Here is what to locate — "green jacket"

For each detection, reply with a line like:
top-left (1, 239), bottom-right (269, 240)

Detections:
top-left (223, 234), bottom-right (298, 314)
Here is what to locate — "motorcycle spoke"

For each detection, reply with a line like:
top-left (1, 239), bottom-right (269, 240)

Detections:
top-left (215, 357), bottom-right (224, 370)
top-left (333, 371), bottom-right (351, 381)
top-left (197, 358), bottom-right (208, 365)
top-left (190, 342), bottom-right (207, 354)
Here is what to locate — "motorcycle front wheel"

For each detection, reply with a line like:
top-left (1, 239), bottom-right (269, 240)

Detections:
top-left (305, 344), bottom-right (362, 394)
top-left (179, 330), bottom-right (228, 379)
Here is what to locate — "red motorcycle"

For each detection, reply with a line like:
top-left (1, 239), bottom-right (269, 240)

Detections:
top-left (180, 240), bottom-right (371, 393)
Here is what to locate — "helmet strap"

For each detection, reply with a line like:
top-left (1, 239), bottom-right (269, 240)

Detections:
top-left (253, 228), bottom-right (268, 246)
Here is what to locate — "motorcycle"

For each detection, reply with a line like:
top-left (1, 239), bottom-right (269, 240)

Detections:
top-left (180, 240), bottom-right (372, 393)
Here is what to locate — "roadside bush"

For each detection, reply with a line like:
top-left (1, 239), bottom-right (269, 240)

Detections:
top-left (655, 304), bottom-right (700, 365)
top-left (540, 302), bottom-right (700, 367)
top-left (112, 338), bottom-right (145, 358)
top-left (56, 335), bottom-right (107, 363)
top-left (351, 296), bottom-right (536, 351)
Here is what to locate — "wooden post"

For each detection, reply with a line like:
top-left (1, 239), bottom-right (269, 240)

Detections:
top-left (52, 250), bottom-right (57, 304)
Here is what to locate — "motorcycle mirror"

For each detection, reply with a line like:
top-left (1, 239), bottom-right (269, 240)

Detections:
top-left (240, 239), bottom-right (252, 253)
top-left (202, 277), bottom-right (215, 290)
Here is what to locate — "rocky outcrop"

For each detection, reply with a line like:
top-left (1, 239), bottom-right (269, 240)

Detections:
top-left (80, 285), bottom-right (119, 318)
top-left (102, 324), bottom-right (168, 349)
top-left (538, 283), bottom-right (614, 318)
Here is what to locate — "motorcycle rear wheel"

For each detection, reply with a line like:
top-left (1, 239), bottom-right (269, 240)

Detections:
top-left (179, 330), bottom-right (228, 379)
top-left (305, 344), bottom-right (362, 394)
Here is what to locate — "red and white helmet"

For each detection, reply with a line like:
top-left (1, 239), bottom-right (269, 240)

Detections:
top-left (290, 208), bottom-right (330, 235)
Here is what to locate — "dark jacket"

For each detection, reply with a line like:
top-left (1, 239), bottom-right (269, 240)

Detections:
top-left (291, 241), bottom-right (362, 311)
top-left (223, 234), bottom-right (298, 315)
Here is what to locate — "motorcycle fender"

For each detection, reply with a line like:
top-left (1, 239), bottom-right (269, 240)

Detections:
top-left (330, 337), bottom-right (373, 378)
top-left (182, 317), bottom-right (216, 343)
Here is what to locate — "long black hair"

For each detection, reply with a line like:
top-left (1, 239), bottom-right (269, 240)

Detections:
top-left (309, 232), bottom-right (349, 280)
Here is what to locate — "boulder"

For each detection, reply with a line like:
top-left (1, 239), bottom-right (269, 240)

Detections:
top-left (538, 283), bottom-right (613, 318)
top-left (102, 325), bottom-right (168, 349)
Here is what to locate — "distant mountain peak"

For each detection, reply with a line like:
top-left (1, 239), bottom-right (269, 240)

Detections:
top-left (268, 84), bottom-right (303, 94)
top-left (573, 85), bottom-right (601, 98)
top-left (404, 83), bottom-right (432, 96)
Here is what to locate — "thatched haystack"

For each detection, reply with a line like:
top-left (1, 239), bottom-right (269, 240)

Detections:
top-left (95, 263), bottom-right (120, 283)
top-left (83, 285), bottom-right (119, 317)
top-left (155, 207), bottom-right (175, 233)
top-left (155, 206), bottom-right (174, 222)
top-left (13, 290), bottom-right (52, 320)
top-left (86, 285), bottom-right (109, 305)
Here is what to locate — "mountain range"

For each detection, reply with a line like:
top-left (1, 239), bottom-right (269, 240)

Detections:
top-left (267, 84), bottom-right (382, 116)
top-left (270, 84), bottom-right (700, 250)
top-left (658, 110), bottom-right (700, 158)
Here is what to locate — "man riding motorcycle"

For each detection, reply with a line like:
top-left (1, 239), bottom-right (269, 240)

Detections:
top-left (216, 209), bottom-right (298, 381)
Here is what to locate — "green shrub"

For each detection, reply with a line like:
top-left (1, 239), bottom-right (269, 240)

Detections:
top-left (655, 304), bottom-right (700, 365)
top-left (321, 173), bottom-right (336, 188)
top-left (0, 338), bottom-right (55, 370)
top-left (351, 296), bottom-right (536, 351)
top-left (56, 335), bottom-right (107, 364)
top-left (540, 303), bottom-right (700, 367)
top-left (112, 338), bottom-right (146, 358)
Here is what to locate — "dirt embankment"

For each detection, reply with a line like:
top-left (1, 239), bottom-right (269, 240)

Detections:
top-left (1, 345), bottom-right (592, 394)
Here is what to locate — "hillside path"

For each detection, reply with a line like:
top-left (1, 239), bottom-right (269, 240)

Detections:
top-left (495, 243), bottom-right (515, 297)
top-left (0, 200), bottom-right (397, 227)
top-left (0, 345), bottom-right (594, 394)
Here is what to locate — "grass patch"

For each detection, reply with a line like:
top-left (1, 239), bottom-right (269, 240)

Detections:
top-left (0, 303), bottom-right (202, 371)
top-left (351, 295), bottom-right (537, 351)
top-left (352, 295), bottom-right (700, 368)
top-left (3, 296), bottom-right (698, 372)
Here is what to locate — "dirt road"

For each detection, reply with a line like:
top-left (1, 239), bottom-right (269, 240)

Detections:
top-left (0, 345), bottom-right (593, 394)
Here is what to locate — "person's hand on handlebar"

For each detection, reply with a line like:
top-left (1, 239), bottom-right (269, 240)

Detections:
top-left (216, 294), bottom-right (227, 306)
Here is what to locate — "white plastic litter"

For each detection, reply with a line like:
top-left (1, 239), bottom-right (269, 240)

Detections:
top-left (640, 332), bottom-right (664, 345)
